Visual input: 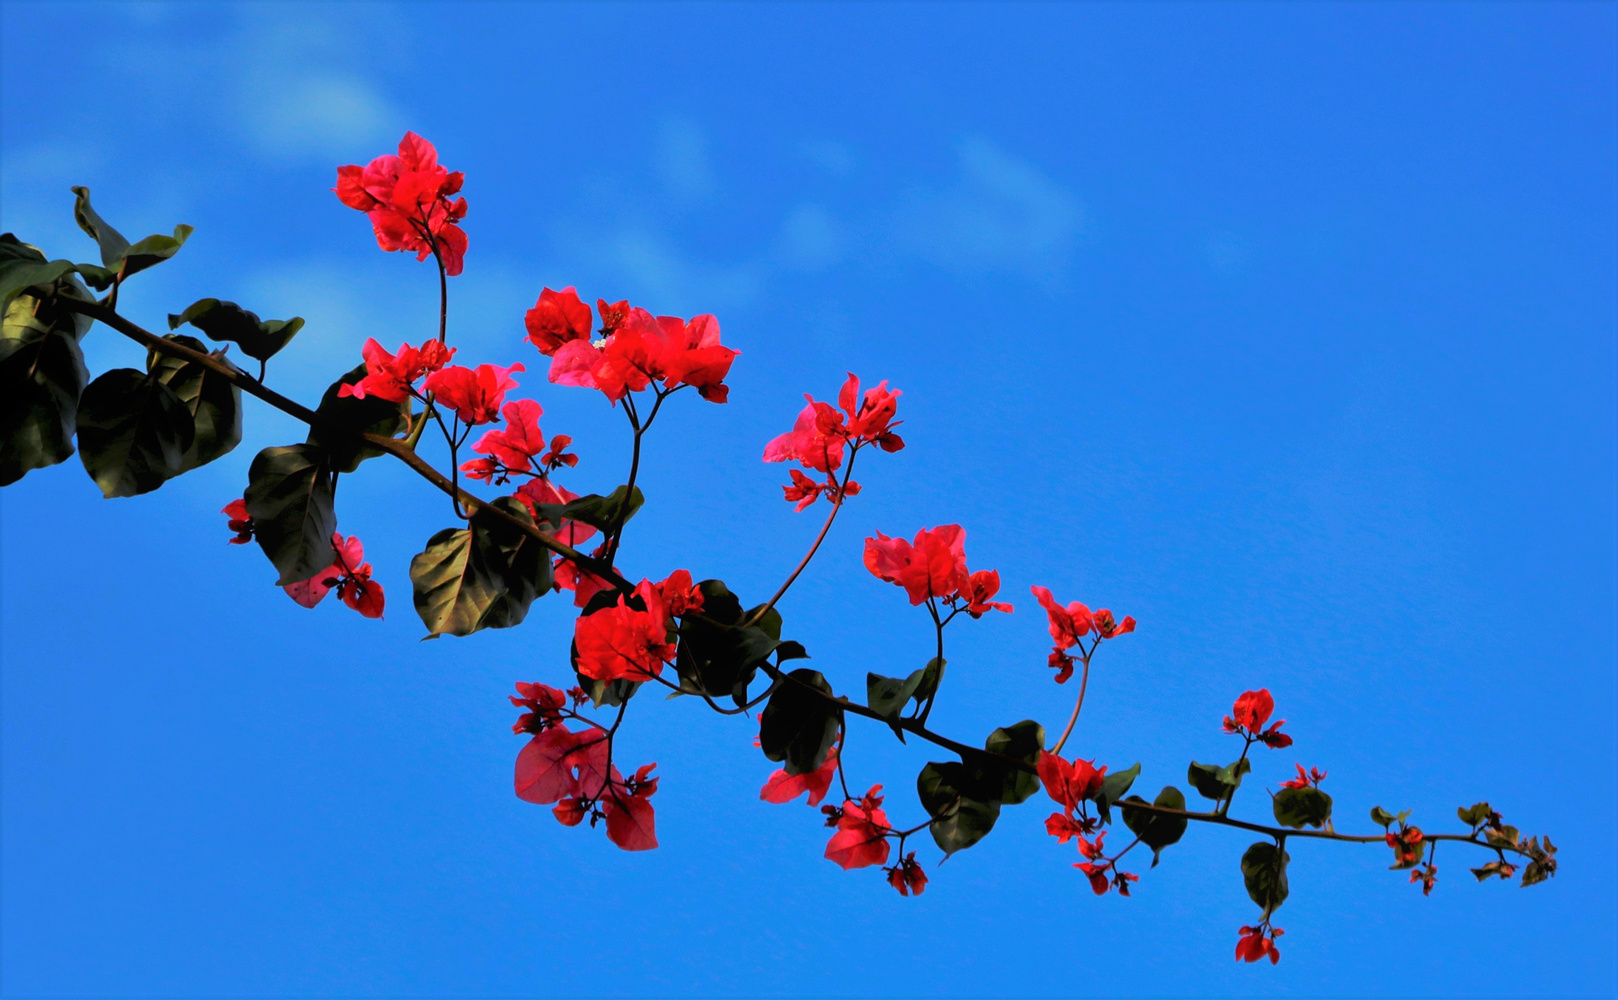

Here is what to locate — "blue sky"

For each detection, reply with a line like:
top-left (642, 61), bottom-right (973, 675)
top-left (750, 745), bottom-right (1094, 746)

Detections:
top-left (2, 2), bottom-right (1614, 996)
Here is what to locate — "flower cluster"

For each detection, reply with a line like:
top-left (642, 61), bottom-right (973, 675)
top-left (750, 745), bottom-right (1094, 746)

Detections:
top-left (459, 399), bottom-right (577, 485)
top-left (339, 338), bottom-right (456, 402)
top-left (1074, 830), bottom-right (1139, 896)
top-left (222, 499), bottom-right (253, 545)
top-left (763, 373), bottom-right (903, 509)
top-left (511, 681), bottom-right (659, 850)
top-left (863, 524), bottom-right (1012, 616)
top-left (422, 362), bottom-right (525, 426)
top-left (824, 784), bottom-right (893, 870)
top-left (1039, 750), bottom-right (1105, 842)
top-left (572, 572), bottom-right (703, 682)
top-left (527, 286), bottom-right (738, 404)
top-left (1222, 689), bottom-right (1293, 748)
top-left (335, 132), bottom-right (469, 275)
top-left (1386, 824), bottom-right (1425, 869)
top-left (760, 740), bottom-right (841, 807)
top-left (884, 852), bottom-right (928, 897)
top-left (1236, 922), bottom-right (1284, 964)
top-left (1279, 764), bottom-right (1327, 789)
top-left (1031, 585), bottom-right (1136, 683)
top-left (282, 532), bottom-right (384, 619)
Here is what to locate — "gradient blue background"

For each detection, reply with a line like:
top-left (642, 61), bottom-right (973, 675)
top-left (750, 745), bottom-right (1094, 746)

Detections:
top-left (2, 3), bottom-right (1614, 997)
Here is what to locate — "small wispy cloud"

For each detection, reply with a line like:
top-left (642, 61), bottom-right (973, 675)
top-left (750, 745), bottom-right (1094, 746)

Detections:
top-left (655, 117), bottom-right (717, 202)
top-left (776, 204), bottom-right (844, 271)
top-left (890, 136), bottom-right (1085, 285)
top-left (240, 75), bottom-right (403, 161)
top-left (550, 223), bottom-right (761, 317)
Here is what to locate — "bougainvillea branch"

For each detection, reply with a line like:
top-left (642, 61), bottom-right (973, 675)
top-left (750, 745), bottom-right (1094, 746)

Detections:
top-left (0, 131), bottom-right (1557, 968)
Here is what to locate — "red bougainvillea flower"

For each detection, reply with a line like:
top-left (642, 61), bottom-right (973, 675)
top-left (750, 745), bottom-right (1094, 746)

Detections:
top-left (761, 374), bottom-right (903, 493)
top-left (524, 286), bottom-right (593, 356)
top-left (763, 398), bottom-right (848, 473)
top-left (837, 373), bottom-right (905, 451)
top-left (223, 498), bottom-right (253, 544)
top-left (509, 681), bottom-right (567, 735)
top-left (339, 338), bottom-right (456, 403)
top-left (1073, 831), bottom-right (1113, 894)
top-left (1280, 764), bottom-right (1328, 790)
top-left (960, 569), bottom-right (1013, 618)
top-left (540, 434), bottom-right (578, 471)
top-left (761, 740), bottom-right (840, 807)
top-left (280, 534), bottom-right (384, 618)
top-left (552, 544), bottom-right (614, 609)
top-left (548, 305), bottom-right (737, 404)
top-left (1222, 689), bottom-right (1293, 748)
top-left (1410, 861), bottom-right (1438, 896)
top-left (654, 569), bottom-right (705, 619)
top-left (1039, 751), bottom-right (1107, 819)
top-left (825, 785), bottom-right (892, 870)
top-left (863, 525), bottom-right (970, 606)
top-left (602, 763), bottom-right (659, 852)
top-left (573, 580), bottom-right (675, 681)
top-left (552, 797), bottom-right (587, 826)
top-left (1236, 924), bottom-right (1284, 964)
top-left (334, 132), bottom-right (469, 275)
top-left (337, 563), bottom-right (385, 619)
top-left (463, 399), bottom-right (546, 478)
top-left (421, 363), bottom-right (524, 426)
top-left (597, 299), bottom-right (629, 335)
top-left (514, 724), bottom-right (610, 808)
top-left (1093, 608), bottom-right (1136, 640)
top-left (1387, 826), bottom-right (1425, 869)
top-left (781, 468), bottom-right (825, 511)
top-left (1031, 585), bottom-right (1094, 649)
top-left (1045, 813), bottom-right (1095, 844)
top-left (884, 852), bottom-right (928, 897)
top-left (1047, 649), bottom-right (1077, 684)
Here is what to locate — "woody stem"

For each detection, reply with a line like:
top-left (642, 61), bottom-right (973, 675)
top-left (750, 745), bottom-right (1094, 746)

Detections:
top-left (744, 446), bottom-right (859, 628)
top-left (61, 297), bottom-right (629, 590)
top-left (1051, 642), bottom-right (1094, 757)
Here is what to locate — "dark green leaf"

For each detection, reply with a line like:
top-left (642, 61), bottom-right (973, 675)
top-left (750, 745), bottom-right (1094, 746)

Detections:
top-left (168, 298), bottom-right (303, 364)
top-left (758, 667), bottom-right (840, 776)
top-left (775, 640), bottom-right (810, 663)
top-left (71, 186), bottom-right (190, 280)
top-left (866, 668), bottom-right (924, 740)
top-left (745, 603), bottom-right (783, 642)
top-left (1272, 786), bottom-right (1334, 830)
top-left (1, 288), bottom-right (90, 485)
top-left (1121, 786), bottom-right (1189, 866)
top-left (71, 186), bottom-right (130, 268)
top-left (674, 580), bottom-right (780, 702)
top-left (245, 444), bottom-right (337, 585)
top-left (917, 761), bottom-right (1002, 856)
top-left (1457, 802), bottom-right (1491, 828)
top-left (409, 497), bottom-right (556, 638)
top-left (1484, 824), bottom-right (1521, 851)
top-left (1471, 861), bottom-right (1514, 882)
top-left (146, 334), bottom-right (240, 472)
top-left (1240, 841), bottom-right (1290, 916)
top-left (1187, 758), bottom-right (1250, 802)
top-left (1370, 805), bottom-right (1397, 829)
top-left (913, 656), bottom-right (945, 705)
top-left (1093, 761), bottom-right (1142, 825)
top-left (76, 368), bottom-right (194, 497)
top-left (306, 362), bottom-right (406, 472)
top-left (978, 719), bottom-right (1045, 804)
top-left (556, 484), bottom-right (645, 532)
top-left (0, 234), bottom-right (80, 315)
